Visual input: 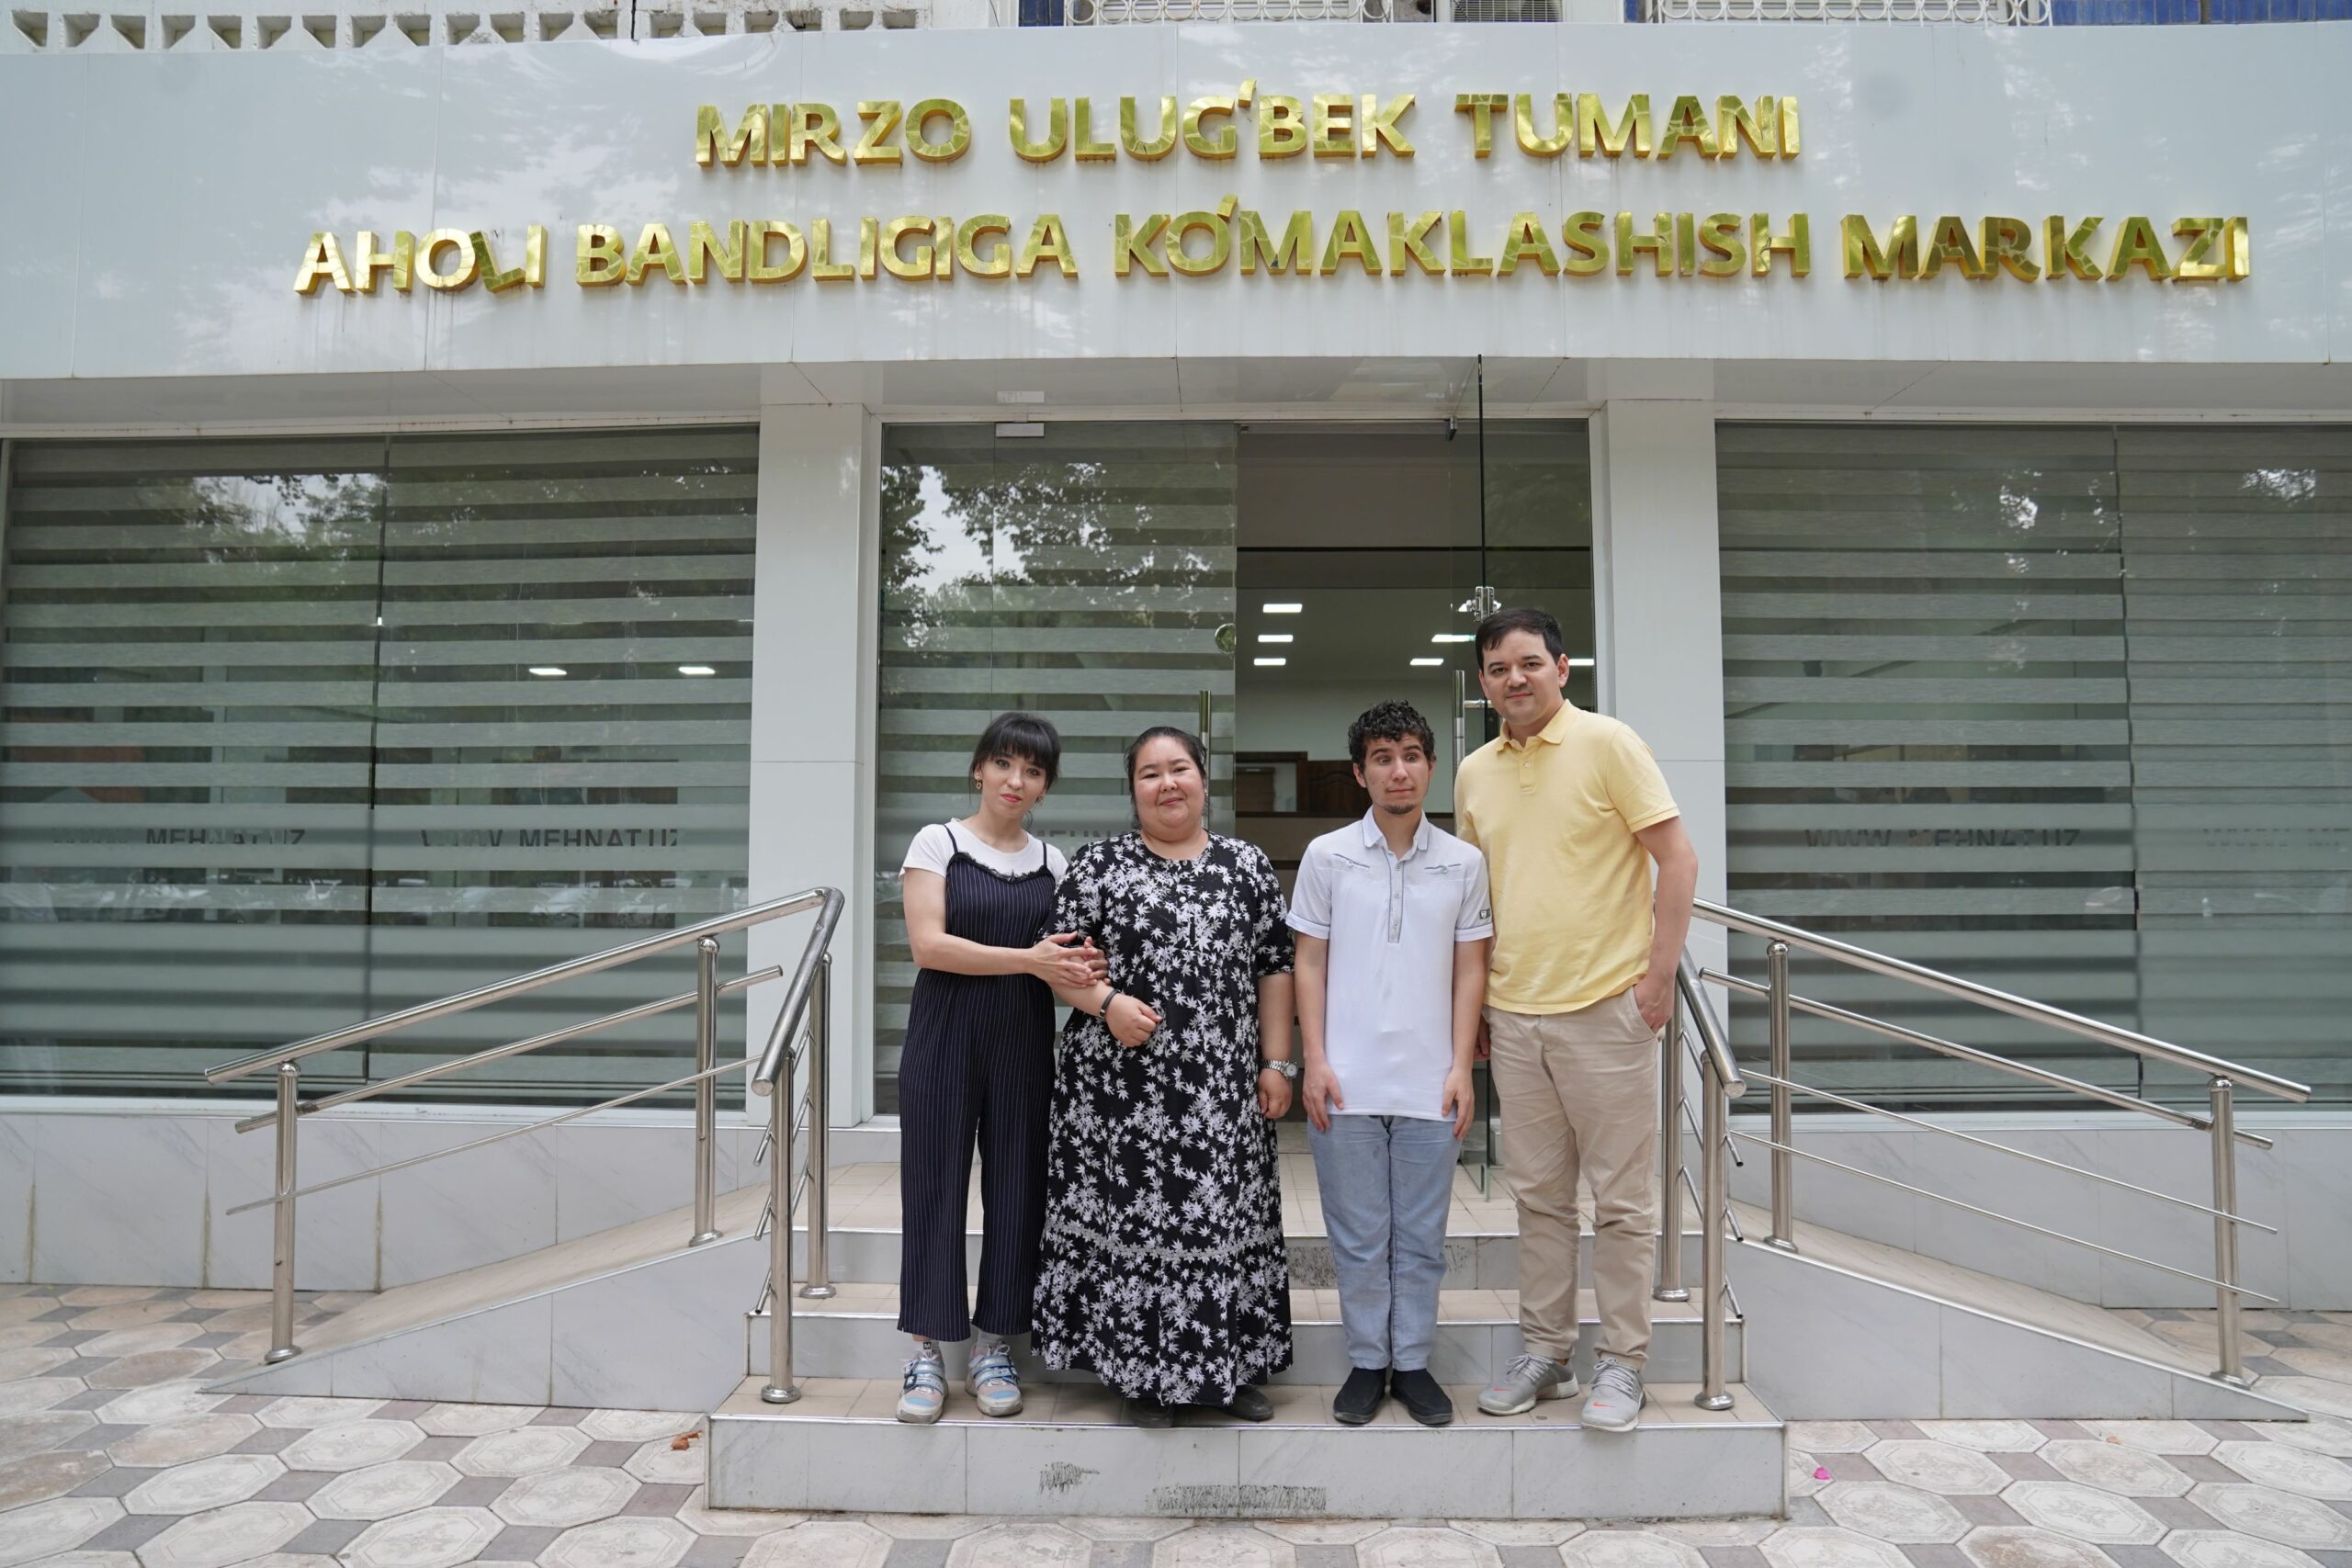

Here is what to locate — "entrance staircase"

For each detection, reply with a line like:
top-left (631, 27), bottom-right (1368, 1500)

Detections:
top-left (200, 891), bottom-right (2309, 1525)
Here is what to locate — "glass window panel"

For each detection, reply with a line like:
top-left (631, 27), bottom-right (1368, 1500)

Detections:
top-left (0, 428), bottom-right (758, 1104)
top-left (874, 423), bottom-right (1239, 1111)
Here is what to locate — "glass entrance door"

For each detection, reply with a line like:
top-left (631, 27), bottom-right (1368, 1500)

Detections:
top-left (872, 423), bottom-right (1239, 1113)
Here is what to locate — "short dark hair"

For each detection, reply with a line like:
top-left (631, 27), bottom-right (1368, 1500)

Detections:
top-left (1124, 724), bottom-right (1206, 784)
top-left (1348, 701), bottom-right (1437, 768)
top-left (1475, 606), bottom-right (1566, 663)
top-left (971, 711), bottom-right (1062, 790)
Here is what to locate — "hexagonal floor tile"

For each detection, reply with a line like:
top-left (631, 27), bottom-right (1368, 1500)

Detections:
top-left (2257, 1379), bottom-right (2352, 1419)
top-left (741, 1519), bottom-right (892, 1568)
top-left (2267, 1416), bottom-right (2352, 1458)
top-left (2001, 1482), bottom-right (2165, 1545)
top-left (81, 1322), bottom-right (204, 1359)
top-left (1560, 1530), bottom-right (1705, 1568)
top-left (107, 1412), bottom-right (259, 1468)
top-left (869, 1516), bottom-right (989, 1540)
top-left (2162, 1530), bottom-right (2328, 1568)
top-left (2213, 1439), bottom-right (2352, 1499)
top-left (0, 1322), bottom-right (66, 1350)
top-left (1818, 1482), bottom-right (1970, 1544)
top-left (137, 1502), bottom-right (312, 1568)
top-left (673, 1485), bottom-right (805, 1536)
top-left (1758, 1527), bottom-right (1909, 1568)
top-left (1656, 1519), bottom-right (1780, 1547)
top-left (1150, 1524), bottom-right (1299, 1568)
top-left (340, 1506), bottom-right (504, 1568)
top-left (279, 1418), bottom-right (424, 1472)
top-left (255, 1395), bottom-right (384, 1429)
top-left (67, 1303), bottom-right (180, 1331)
top-left (2188, 1482), bottom-right (2352, 1550)
top-left (0, 1376), bottom-right (85, 1416)
top-left (2039, 1440), bottom-right (2195, 1497)
top-left (84, 1348), bottom-right (220, 1390)
top-left (1060, 1517), bottom-right (1193, 1543)
top-left (1864, 1442), bottom-right (2013, 1496)
top-left (1257, 1521), bottom-right (1385, 1546)
top-left (1788, 1422), bottom-right (1878, 1454)
top-left (0, 1347), bottom-right (74, 1381)
top-left (622, 1433), bottom-right (704, 1485)
top-left (61, 1285), bottom-right (160, 1306)
top-left (947, 1523), bottom-right (1093, 1567)
top-left (95, 1382), bottom-right (223, 1427)
top-left (543, 1517), bottom-right (695, 1568)
top-left (123, 1453), bottom-right (287, 1515)
top-left (491, 1464), bottom-right (638, 1528)
top-left (1955, 1526), bottom-right (2118, 1568)
top-left (1453, 1520), bottom-right (1588, 1546)
top-left (0, 1495), bottom-right (124, 1567)
top-left (309, 1460), bottom-right (462, 1521)
top-left (414, 1403), bottom-right (541, 1437)
top-left (0, 1409), bottom-right (96, 1465)
top-left (1914, 1422), bottom-right (2046, 1453)
top-left (577, 1408), bottom-right (700, 1443)
top-left (450, 1423), bottom-right (590, 1477)
top-left (0, 1447), bottom-right (112, 1511)
top-left (1356, 1526), bottom-right (1503, 1568)
top-left (2077, 1421), bottom-right (2217, 1455)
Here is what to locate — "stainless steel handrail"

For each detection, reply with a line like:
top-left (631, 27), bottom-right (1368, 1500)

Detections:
top-left (1702, 969), bottom-right (2275, 1151)
top-left (1670, 955), bottom-right (1743, 1413)
top-left (761, 951), bottom-right (834, 1403)
top-left (209, 890), bottom-right (834, 1084)
top-left (1694, 899), bottom-right (2311, 1104)
top-left (205, 886), bottom-right (845, 1366)
top-left (1690, 897), bottom-right (2309, 1387)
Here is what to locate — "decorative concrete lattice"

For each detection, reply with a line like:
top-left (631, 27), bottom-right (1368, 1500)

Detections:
top-left (0, 0), bottom-right (925, 51)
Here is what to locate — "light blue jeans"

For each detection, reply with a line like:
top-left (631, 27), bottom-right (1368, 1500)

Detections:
top-left (1306, 1113), bottom-right (1460, 1371)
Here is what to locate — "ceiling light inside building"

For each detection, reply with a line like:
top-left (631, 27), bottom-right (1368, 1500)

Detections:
top-left (1262, 603), bottom-right (1303, 614)
top-left (1252, 657), bottom-right (1287, 667)
top-left (1430, 633), bottom-right (1474, 643)
top-left (1257, 634), bottom-right (1293, 644)
top-left (528, 666), bottom-right (568, 678)
top-left (678, 664), bottom-right (718, 676)
top-left (1409, 657), bottom-right (1444, 667)
top-left (1570, 657), bottom-right (1596, 668)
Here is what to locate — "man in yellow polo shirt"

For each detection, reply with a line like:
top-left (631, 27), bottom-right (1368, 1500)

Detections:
top-left (1454, 607), bottom-right (1697, 1432)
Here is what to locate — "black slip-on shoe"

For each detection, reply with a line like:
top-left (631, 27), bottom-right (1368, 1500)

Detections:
top-left (1333, 1366), bottom-right (1388, 1426)
top-left (1390, 1367), bottom-right (1456, 1427)
top-left (1222, 1384), bottom-right (1275, 1422)
top-left (1125, 1395), bottom-right (1176, 1428)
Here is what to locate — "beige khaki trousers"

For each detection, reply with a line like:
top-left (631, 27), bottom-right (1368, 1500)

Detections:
top-left (1486, 991), bottom-right (1660, 1368)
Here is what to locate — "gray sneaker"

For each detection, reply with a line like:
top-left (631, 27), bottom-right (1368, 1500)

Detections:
top-left (896, 1340), bottom-right (946, 1424)
top-left (1477, 1352), bottom-right (1577, 1416)
top-left (966, 1340), bottom-right (1023, 1418)
top-left (1581, 1355), bottom-right (1644, 1431)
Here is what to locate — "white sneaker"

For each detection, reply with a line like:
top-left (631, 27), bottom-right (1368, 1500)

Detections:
top-left (897, 1340), bottom-right (946, 1424)
top-left (1581, 1355), bottom-right (1644, 1432)
top-left (1476, 1352), bottom-right (1577, 1416)
top-left (966, 1340), bottom-right (1023, 1418)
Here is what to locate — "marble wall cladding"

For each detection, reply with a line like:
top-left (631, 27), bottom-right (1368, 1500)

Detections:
top-left (377, 1122), bottom-right (560, 1288)
top-left (230, 1292), bottom-right (557, 1406)
top-left (28, 1112), bottom-right (208, 1286)
top-left (1721, 1115), bottom-right (2350, 1310)
top-left (207, 1116), bottom-right (382, 1294)
top-left (0, 1116), bottom-right (30, 1282)
top-left (549, 1122), bottom-right (732, 1246)
top-left (1733, 1242), bottom-right (1944, 1420)
top-left (548, 1232), bottom-right (765, 1411)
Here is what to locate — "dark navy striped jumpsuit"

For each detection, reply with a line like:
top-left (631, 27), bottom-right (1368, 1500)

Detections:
top-left (897, 826), bottom-right (1058, 1342)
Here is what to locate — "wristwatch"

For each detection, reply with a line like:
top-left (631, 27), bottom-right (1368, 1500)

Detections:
top-left (1259, 1058), bottom-right (1299, 1080)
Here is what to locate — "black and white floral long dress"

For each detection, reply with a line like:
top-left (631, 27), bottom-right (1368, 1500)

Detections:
top-left (1031, 831), bottom-right (1296, 1405)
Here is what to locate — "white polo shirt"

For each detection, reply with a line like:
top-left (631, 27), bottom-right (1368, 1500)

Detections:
top-left (1288, 811), bottom-right (1493, 1121)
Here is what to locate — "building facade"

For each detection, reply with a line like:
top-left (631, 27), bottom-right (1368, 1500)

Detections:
top-left (1, 11), bottom-right (2347, 1303)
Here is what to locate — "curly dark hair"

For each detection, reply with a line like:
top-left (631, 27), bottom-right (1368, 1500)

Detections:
top-left (1348, 701), bottom-right (1437, 768)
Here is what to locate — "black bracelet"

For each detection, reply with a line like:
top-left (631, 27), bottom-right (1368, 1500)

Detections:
top-left (1098, 989), bottom-right (1121, 1021)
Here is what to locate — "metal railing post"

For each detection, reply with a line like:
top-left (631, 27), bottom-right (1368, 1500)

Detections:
top-left (1766, 939), bottom-right (1796, 1251)
top-left (799, 954), bottom-right (834, 1300)
top-left (2209, 1076), bottom-right (2246, 1386)
top-left (1655, 985), bottom-right (1689, 1302)
top-left (266, 1063), bottom-right (301, 1363)
top-left (1698, 1064), bottom-right (1733, 1411)
top-left (762, 1033), bottom-right (800, 1404)
top-left (690, 936), bottom-right (722, 1247)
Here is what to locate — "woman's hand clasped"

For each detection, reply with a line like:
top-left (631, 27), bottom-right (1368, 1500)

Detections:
top-left (1031, 932), bottom-right (1109, 990)
top-left (1105, 993), bottom-right (1161, 1049)
top-left (1257, 1067), bottom-right (1293, 1121)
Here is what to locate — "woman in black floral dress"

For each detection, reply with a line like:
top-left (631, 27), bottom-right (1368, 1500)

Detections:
top-left (1033, 726), bottom-right (1298, 1426)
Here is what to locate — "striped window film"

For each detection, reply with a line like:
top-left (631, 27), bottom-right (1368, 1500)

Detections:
top-left (874, 424), bottom-right (1238, 1111)
top-left (1720, 423), bottom-right (2349, 1108)
top-left (0, 429), bottom-right (757, 1101)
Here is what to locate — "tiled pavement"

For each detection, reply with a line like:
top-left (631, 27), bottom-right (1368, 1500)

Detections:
top-left (3, 1286), bottom-right (2351, 1568)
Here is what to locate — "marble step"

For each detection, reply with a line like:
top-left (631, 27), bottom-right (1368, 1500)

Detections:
top-left (748, 1281), bottom-right (1742, 1385)
top-left (705, 1373), bottom-right (1785, 1519)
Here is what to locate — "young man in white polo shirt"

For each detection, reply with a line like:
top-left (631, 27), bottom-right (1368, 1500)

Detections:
top-left (1289, 701), bottom-right (1492, 1427)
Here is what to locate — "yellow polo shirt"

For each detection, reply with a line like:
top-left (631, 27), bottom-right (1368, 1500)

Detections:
top-left (1454, 701), bottom-right (1679, 1015)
